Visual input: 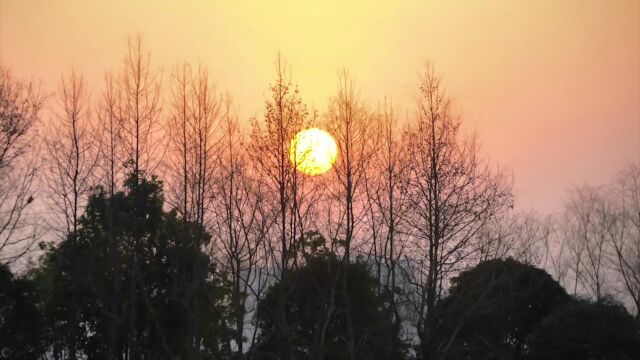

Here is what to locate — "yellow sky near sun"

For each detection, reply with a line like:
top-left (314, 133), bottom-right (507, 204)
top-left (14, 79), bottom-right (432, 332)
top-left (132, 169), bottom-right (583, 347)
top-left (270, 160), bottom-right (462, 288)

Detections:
top-left (1, 0), bottom-right (639, 212)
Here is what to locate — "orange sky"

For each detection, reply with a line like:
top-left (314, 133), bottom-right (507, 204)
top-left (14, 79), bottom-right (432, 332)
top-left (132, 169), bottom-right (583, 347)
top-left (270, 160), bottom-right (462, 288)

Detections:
top-left (1, 0), bottom-right (638, 213)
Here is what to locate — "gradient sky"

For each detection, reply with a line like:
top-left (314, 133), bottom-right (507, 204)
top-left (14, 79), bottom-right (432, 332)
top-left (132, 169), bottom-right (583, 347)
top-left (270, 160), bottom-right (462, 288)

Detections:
top-left (1, 0), bottom-right (638, 213)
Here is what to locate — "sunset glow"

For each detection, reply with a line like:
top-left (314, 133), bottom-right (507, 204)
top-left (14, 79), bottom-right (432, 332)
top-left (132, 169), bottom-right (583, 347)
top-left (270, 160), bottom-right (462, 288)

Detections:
top-left (0, 2), bottom-right (638, 358)
top-left (1, 0), bottom-right (637, 211)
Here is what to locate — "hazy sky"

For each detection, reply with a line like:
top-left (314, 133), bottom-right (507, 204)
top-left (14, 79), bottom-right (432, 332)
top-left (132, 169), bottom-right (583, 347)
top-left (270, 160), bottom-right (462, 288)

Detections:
top-left (1, 0), bottom-right (638, 213)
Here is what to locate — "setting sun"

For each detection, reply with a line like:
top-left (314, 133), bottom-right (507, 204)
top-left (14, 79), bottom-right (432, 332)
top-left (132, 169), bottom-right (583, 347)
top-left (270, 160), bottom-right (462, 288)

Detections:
top-left (289, 128), bottom-right (338, 176)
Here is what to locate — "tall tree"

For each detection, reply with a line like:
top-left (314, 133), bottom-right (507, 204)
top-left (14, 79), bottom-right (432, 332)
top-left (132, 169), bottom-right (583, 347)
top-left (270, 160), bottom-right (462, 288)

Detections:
top-left (166, 63), bottom-right (223, 359)
top-left (188, 65), bottom-right (220, 230)
top-left (42, 69), bottom-right (102, 360)
top-left (117, 35), bottom-right (165, 359)
top-left (97, 71), bottom-right (125, 196)
top-left (167, 62), bottom-right (192, 220)
top-left (324, 71), bottom-right (377, 359)
top-left (403, 64), bottom-right (513, 358)
top-left (363, 98), bottom-right (410, 346)
top-left (325, 71), bottom-right (376, 262)
top-left (0, 65), bottom-right (44, 266)
top-left (119, 34), bottom-right (164, 183)
top-left (610, 163), bottom-right (640, 319)
top-left (211, 95), bottom-right (270, 357)
top-left (44, 70), bottom-right (100, 238)
top-left (167, 63), bottom-right (220, 225)
top-left (249, 55), bottom-right (309, 359)
top-left (563, 185), bottom-right (613, 300)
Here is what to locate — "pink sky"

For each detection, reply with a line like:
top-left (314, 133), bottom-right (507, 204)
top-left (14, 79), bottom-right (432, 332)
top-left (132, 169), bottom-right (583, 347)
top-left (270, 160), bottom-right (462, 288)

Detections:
top-left (1, 0), bottom-right (638, 213)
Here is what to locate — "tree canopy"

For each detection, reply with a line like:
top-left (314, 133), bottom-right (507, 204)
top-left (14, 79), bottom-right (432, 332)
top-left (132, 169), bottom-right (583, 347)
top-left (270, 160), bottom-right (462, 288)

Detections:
top-left (0, 264), bottom-right (47, 360)
top-left (431, 258), bottom-right (569, 359)
top-left (253, 238), bottom-right (408, 360)
top-left (528, 298), bottom-right (640, 360)
top-left (32, 172), bottom-right (230, 359)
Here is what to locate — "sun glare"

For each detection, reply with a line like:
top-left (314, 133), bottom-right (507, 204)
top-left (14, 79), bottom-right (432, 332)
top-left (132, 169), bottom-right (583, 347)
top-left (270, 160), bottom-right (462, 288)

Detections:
top-left (289, 128), bottom-right (338, 176)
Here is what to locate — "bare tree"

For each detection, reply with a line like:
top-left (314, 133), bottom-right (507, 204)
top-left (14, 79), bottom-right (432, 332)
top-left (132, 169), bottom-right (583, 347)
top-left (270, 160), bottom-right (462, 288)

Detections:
top-left (165, 62), bottom-right (222, 358)
top-left (211, 95), bottom-right (271, 356)
top-left (188, 65), bottom-right (221, 359)
top-left (362, 97), bottom-right (411, 354)
top-left (166, 63), bottom-right (220, 224)
top-left (96, 72), bottom-right (126, 196)
top-left (402, 64), bottom-right (513, 358)
top-left (325, 71), bottom-right (377, 262)
top-left (189, 65), bottom-right (220, 231)
top-left (44, 70), bottom-right (100, 237)
top-left (120, 34), bottom-right (164, 182)
top-left (563, 185), bottom-right (613, 300)
top-left (41, 70), bottom-right (101, 360)
top-left (167, 62), bottom-right (192, 219)
top-left (610, 163), bottom-right (640, 319)
top-left (0, 65), bottom-right (45, 266)
top-left (324, 70), bottom-right (378, 359)
top-left (116, 35), bottom-right (164, 359)
top-left (249, 54), bottom-right (309, 359)
top-left (542, 218), bottom-right (572, 289)
top-left (92, 70), bottom-right (126, 360)
top-left (477, 211), bottom-right (553, 266)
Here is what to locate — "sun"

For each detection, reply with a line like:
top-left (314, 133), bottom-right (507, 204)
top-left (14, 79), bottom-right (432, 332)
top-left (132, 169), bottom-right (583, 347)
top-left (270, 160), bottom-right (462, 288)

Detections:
top-left (289, 128), bottom-right (338, 176)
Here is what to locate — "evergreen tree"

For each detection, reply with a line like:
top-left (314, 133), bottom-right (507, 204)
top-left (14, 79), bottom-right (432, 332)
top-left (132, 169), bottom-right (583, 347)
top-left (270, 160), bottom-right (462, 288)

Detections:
top-left (34, 171), bottom-right (230, 359)
top-left (254, 234), bottom-right (407, 360)
top-left (0, 265), bottom-right (47, 359)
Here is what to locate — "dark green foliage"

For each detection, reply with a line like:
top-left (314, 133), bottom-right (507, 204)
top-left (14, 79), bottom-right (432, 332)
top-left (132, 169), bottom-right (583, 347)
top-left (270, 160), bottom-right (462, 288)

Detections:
top-left (527, 298), bottom-right (640, 360)
top-left (33, 172), bottom-right (230, 359)
top-left (253, 244), bottom-right (407, 360)
top-left (431, 258), bottom-right (569, 360)
top-left (0, 265), bottom-right (47, 359)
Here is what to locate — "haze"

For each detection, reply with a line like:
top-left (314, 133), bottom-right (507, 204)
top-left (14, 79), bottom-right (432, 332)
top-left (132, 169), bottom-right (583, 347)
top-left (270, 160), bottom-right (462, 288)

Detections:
top-left (1, 0), bottom-right (638, 213)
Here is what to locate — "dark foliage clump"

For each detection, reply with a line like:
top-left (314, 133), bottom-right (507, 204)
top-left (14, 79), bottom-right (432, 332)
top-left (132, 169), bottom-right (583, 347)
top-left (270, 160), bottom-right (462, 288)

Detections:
top-left (527, 298), bottom-right (640, 360)
top-left (0, 265), bottom-right (47, 360)
top-left (253, 243), bottom-right (408, 360)
top-left (430, 258), bottom-right (569, 359)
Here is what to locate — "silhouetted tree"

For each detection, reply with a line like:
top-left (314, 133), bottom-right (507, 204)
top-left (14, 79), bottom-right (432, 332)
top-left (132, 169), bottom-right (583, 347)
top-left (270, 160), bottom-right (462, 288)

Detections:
top-left (610, 163), bottom-right (640, 320)
top-left (564, 185), bottom-right (614, 300)
top-left (167, 63), bottom-right (220, 225)
top-left (249, 54), bottom-right (310, 359)
top-left (477, 211), bottom-right (554, 267)
top-left (254, 236), bottom-right (407, 360)
top-left (432, 258), bottom-right (569, 359)
top-left (166, 63), bottom-right (222, 359)
top-left (119, 34), bottom-right (164, 183)
top-left (97, 71), bottom-right (125, 196)
top-left (167, 62), bottom-right (192, 219)
top-left (324, 71), bottom-right (378, 359)
top-left (0, 265), bottom-right (47, 359)
top-left (0, 65), bottom-right (44, 266)
top-left (44, 69), bottom-right (100, 238)
top-left (527, 298), bottom-right (640, 360)
top-left (403, 64), bottom-right (513, 358)
top-left (34, 172), bottom-right (230, 359)
top-left (363, 98), bottom-right (410, 350)
top-left (211, 95), bottom-right (270, 357)
top-left (118, 35), bottom-right (165, 359)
